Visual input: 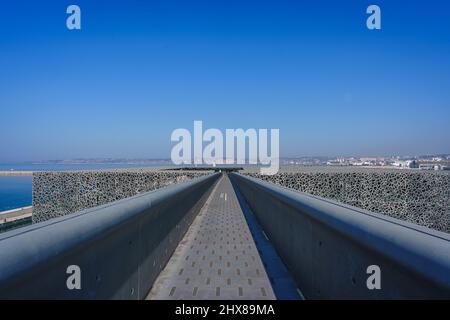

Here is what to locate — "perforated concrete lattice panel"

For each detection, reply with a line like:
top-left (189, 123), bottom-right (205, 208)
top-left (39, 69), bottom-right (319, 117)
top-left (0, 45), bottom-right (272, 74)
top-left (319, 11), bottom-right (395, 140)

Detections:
top-left (32, 166), bottom-right (450, 233)
top-left (244, 167), bottom-right (450, 233)
top-left (32, 169), bottom-right (209, 223)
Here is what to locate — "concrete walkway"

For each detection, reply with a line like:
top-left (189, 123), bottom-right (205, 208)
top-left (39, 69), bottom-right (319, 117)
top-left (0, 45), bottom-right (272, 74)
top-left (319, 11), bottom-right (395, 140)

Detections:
top-left (0, 206), bottom-right (32, 223)
top-left (147, 174), bottom-right (276, 300)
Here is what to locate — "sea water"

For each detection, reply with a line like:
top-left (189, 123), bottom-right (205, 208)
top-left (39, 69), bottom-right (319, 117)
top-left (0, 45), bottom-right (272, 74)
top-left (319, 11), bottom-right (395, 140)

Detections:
top-left (0, 176), bottom-right (32, 212)
top-left (0, 163), bottom-right (167, 212)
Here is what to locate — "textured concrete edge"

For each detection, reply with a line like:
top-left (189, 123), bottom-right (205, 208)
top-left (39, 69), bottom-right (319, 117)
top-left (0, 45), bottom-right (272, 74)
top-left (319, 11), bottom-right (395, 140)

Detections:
top-left (230, 173), bottom-right (450, 299)
top-left (0, 173), bottom-right (220, 299)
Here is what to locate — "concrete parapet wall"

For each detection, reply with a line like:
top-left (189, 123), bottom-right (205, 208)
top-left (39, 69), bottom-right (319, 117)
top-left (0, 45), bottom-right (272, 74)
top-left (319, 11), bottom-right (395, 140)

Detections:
top-left (244, 168), bottom-right (450, 233)
top-left (0, 174), bottom-right (219, 299)
top-left (231, 173), bottom-right (450, 299)
top-left (32, 170), bottom-right (209, 223)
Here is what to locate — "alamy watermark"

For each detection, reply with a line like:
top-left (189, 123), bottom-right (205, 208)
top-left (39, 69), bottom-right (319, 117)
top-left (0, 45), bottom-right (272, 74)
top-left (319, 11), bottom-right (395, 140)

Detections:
top-left (65, 4), bottom-right (380, 31)
top-left (171, 121), bottom-right (279, 175)
top-left (66, 265), bottom-right (81, 290)
top-left (366, 264), bottom-right (381, 290)
top-left (366, 5), bottom-right (381, 30)
top-left (66, 5), bottom-right (81, 30)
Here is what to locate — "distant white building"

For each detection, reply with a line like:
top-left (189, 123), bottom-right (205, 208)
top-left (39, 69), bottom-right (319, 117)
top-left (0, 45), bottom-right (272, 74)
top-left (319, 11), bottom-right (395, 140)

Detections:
top-left (326, 158), bottom-right (349, 166)
top-left (392, 160), bottom-right (418, 169)
top-left (419, 164), bottom-right (435, 170)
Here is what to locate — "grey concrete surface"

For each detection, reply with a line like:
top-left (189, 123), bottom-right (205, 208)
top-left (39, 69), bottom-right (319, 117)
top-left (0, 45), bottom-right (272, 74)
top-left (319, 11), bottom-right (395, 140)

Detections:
top-left (0, 174), bottom-right (219, 299)
top-left (230, 173), bottom-right (450, 299)
top-left (147, 175), bottom-right (275, 300)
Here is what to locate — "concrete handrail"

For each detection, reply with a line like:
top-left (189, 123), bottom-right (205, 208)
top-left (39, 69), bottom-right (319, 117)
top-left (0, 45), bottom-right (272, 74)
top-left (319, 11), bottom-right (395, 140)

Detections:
top-left (230, 173), bottom-right (450, 299)
top-left (0, 173), bottom-right (219, 299)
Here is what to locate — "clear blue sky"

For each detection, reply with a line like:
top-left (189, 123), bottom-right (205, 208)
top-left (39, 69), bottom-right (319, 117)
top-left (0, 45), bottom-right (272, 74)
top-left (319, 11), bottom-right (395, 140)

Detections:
top-left (1, 0), bottom-right (449, 161)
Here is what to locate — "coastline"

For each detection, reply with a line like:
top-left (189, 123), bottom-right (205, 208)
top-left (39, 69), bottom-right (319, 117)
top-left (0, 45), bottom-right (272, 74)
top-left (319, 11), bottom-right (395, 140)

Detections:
top-left (0, 206), bottom-right (33, 222)
top-left (0, 171), bottom-right (33, 176)
top-left (0, 206), bottom-right (33, 233)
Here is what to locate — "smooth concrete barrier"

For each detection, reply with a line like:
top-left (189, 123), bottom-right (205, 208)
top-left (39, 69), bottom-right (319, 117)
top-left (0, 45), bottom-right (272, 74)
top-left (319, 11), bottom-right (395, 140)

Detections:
top-left (230, 173), bottom-right (450, 299)
top-left (0, 173), bottom-right (219, 299)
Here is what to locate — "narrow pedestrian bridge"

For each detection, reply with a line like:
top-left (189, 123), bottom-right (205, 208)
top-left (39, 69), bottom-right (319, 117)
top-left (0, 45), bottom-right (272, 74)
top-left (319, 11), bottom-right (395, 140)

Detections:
top-left (148, 175), bottom-right (276, 300)
top-left (0, 172), bottom-right (449, 299)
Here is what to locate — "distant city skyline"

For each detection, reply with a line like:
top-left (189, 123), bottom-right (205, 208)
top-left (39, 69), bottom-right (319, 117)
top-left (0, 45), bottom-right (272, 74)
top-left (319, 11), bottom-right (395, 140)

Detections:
top-left (2, 153), bottom-right (450, 164)
top-left (1, 1), bottom-right (450, 162)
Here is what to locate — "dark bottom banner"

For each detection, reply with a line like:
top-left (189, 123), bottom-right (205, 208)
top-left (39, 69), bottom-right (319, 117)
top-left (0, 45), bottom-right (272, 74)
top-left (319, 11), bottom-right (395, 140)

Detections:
top-left (1, 300), bottom-right (447, 319)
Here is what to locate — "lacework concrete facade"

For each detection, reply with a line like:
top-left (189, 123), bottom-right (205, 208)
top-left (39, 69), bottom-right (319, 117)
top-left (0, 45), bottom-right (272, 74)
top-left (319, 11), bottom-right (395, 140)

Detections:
top-left (32, 166), bottom-right (450, 233)
top-left (244, 168), bottom-right (450, 233)
top-left (32, 169), bottom-right (208, 223)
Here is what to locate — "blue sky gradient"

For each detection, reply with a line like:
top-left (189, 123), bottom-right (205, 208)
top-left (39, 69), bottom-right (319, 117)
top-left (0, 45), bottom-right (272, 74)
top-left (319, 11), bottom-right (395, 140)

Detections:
top-left (1, 0), bottom-right (449, 161)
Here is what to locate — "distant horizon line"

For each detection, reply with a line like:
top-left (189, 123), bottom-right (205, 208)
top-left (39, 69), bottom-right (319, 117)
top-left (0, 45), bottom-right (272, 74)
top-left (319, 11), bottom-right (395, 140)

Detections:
top-left (1, 153), bottom-right (450, 164)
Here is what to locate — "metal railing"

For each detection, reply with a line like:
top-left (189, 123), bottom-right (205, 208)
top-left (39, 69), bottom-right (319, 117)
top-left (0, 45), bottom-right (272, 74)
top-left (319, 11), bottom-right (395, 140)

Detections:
top-left (230, 173), bottom-right (450, 299)
top-left (0, 173), bottom-right (219, 299)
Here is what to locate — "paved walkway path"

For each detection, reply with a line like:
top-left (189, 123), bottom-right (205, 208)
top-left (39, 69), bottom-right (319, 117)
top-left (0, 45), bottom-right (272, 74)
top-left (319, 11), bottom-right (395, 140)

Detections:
top-left (147, 174), bottom-right (276, 300)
